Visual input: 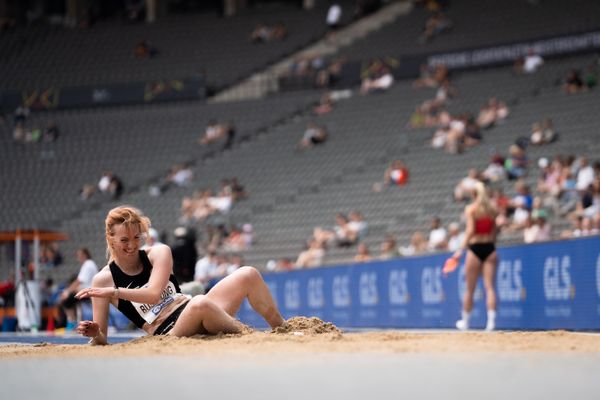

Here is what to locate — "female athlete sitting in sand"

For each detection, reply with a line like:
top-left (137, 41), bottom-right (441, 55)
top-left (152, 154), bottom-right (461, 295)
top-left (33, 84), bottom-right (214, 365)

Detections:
top-left (75, 205), bottom-right (284, 344)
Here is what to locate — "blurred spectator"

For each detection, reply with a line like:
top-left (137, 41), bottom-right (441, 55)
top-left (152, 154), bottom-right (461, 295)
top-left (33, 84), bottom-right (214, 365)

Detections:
top-left (43, 120), bottom-right (59, 142)
top-left (508, 197), bottom-right (530, 231)
top-left (575, 156), bottom-right (595, 192)
top-left (505, 144), bottom-right (528, 180)
top-left (491, 188), bottom-right (510, 215)
top-left (564, 215), bottom-right (600, 238)
top-left (361, 63), bottom-right (394, 94)
top-left (563, 69), bottom-right (585, 94)
top-left (126, 0), bottom-right (146, 22)
top-left (354, 243), bottom-right (373, 263)
top-left (373, 160), bottom-right (409, 191)
top-left (0, 271), bottom-right (15, 307)
top-left (446, 222), bottom-right (464, 252)
top-left (226, 254), bottom-right (244, 276)
top-left (431, 113), bottom-right (468, 154)
top-left (13, 121), bottom-right (26, 142)
top-left (522, 50), bottom-right (544, 74)
top-left (454, 169), bottom-right (481, 201)
top-left (40, 277), bottom-right (59, 307)
top-left (326, 2), bottom-right (342, 31)
top-left (198, 120), bottom-right (235, 146)
top-left (427, 216), bottom-right (448, 251)
top-left (420, 12), bottom-right (452, 42)
top-left (412, 63), bottom-right (450, 89)
top-left (98, 171), bottom-right (123, 199)
top-left (577, 179), bottom-right (600, 219)
top-left (399, 231), bottom-right (428, 256)
top-left (40, 242), bottom-right (63, 268)
top-left (171, 226), bottom-right (197, 283)
top-left (270, 258), bottom-right (291, 271)
top-left (557, 169), bottom-right (579, 216)
top-left (584, 64), bottom-right (598, 89)
top-left (463, 114), bottom-right (482, 147)
top-left (250, 22), bottom-right (286, 43)
top-left (59, 248), bottom-right (98, 330)
top-left (222, 226), bottom-right (248, 252)
top-left (482, 154), bottom-right (506, 183)
top-left (141, 228), bottom-right (163, 249)
top-left (421, 80), bottom-right (456, 113)
top-left (476, 98), bottom-right (509, 129)
top-left (384, 160), bottom-right (409, 187)
top-left (314, 92), bottom-right (335, 115)
top-left (168, 164), bottom-right (193, 187)
top-left (295, 240), bottom-right (325, 268)
top-left (134, 40), bottom-right (158, 59)
top-left (193, 250), bottom-right (219, 286)
top-left (530, 118), bottom-right (556, 145)
top-left (348, 211), bottom-right (368, 242)
top-left (511, 180), bottom-right (534, 211)
top-left (80, 184), bottom-right (96, 201)
top-left (274, 258), bottom-right (295, 272)
top-left (523, 214), bottom-right (551, 243)
top-left (241, 223), bottom-right (255, 248)
top-left (150, 163), bottom-right (193, 196)
top-left (313, 212), bottom-right (363, 248)
top-left (409, 105), bottom-right (439, 129)
top-left (299, 121), bottom-right (328, 149)
top-left (13, 106), bottom-right (30, 126)
top-left (379, 234), bottom-right (399, 260)
top-left (313, 89), bottom-right (353, 115)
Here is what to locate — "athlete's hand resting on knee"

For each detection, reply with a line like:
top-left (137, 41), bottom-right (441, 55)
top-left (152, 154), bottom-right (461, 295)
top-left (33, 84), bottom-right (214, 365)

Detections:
top-left (75, 287), bottom-right (115, 300)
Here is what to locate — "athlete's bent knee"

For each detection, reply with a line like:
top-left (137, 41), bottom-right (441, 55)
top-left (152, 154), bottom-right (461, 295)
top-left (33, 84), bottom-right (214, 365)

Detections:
top-left (188, 296), bottom-right (217, 314)
top-left (237, 266), bottom-right (261, 283)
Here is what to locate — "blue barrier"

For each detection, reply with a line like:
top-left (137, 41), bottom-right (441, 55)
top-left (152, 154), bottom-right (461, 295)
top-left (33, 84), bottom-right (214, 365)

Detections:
top-left (237, 236), bottom-right (600, 330)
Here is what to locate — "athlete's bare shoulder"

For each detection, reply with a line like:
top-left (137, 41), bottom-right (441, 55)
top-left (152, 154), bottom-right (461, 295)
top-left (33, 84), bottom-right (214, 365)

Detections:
top-left (145, 243), bottom-right (172, 262)
top-left (92, 265), bottom-right (114, 288)
top-left (464, 203), bottom-right (476, 216)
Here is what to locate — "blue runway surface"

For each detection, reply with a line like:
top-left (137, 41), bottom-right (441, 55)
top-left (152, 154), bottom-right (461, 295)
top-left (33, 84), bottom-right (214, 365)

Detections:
top-left (0, 331), bottom-right (143, 345)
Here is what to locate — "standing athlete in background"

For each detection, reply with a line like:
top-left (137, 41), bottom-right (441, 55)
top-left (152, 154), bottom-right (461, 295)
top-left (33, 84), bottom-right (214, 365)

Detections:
top-left (453, 182), bottom-right (499, 331)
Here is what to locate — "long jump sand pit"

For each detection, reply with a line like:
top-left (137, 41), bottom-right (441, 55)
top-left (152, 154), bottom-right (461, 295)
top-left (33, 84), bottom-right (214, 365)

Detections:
top-left (2, 317), bottom-right (599, 357)
top-left (2, 317), bottom-right (600, 400)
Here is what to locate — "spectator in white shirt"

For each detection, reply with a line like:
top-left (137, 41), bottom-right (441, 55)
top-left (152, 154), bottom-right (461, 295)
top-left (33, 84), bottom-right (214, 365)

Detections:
top-left (326, 3), bottom-right (342, 30)
top-left (523, 50), bottom-right (544, 73)
top-left (576, 157), bottom-right (595, 191)
top-left (60, 248), bottom-right (98, 330)
top-left (446, 222), bottom-right (464, 252)
top-left (428, 216), bottom-right (448, 251)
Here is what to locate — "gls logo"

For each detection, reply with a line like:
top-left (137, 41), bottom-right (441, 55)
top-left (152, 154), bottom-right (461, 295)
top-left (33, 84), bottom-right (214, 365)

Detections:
top-left (284, 280), bottom-right (301, 310)
top-left (332, 275), bottom-right (351, 307)
top-left (389, 270), bottom-right (410, 305)
top-left (359, 272), bottom-right (378, 306)
top-left (544, 256), bottom-right (574, 300)
top-left (422, 267), bottom-right (443, 304)
top-left (498, 259), bottom-right (525, 302)
top-left (307, 277), bottom-right (324, 309)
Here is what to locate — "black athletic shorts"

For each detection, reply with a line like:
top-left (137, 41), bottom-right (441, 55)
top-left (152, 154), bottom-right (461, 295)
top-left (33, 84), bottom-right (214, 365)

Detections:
top-left (468, 243), bottom-right (496, 262)
top-left (153, 301), bottom-right (189, 336)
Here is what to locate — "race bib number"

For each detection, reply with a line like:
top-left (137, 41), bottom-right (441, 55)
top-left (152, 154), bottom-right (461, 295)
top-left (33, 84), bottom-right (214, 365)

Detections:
top-left (130, 281), bottom-right (180, 324)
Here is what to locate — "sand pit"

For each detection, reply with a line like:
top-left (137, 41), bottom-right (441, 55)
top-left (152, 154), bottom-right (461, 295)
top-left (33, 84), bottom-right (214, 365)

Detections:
top-left (1, 317), bottom-right (599, 358)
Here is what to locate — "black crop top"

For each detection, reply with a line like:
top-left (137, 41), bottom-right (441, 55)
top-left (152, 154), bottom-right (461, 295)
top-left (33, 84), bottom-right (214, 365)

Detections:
top-left (109, 250), bottom-right (182, 329)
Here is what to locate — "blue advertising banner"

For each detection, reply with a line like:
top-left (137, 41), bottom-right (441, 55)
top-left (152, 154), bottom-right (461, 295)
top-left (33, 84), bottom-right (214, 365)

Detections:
top-left (237, 236), bottom-right (600, 330)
